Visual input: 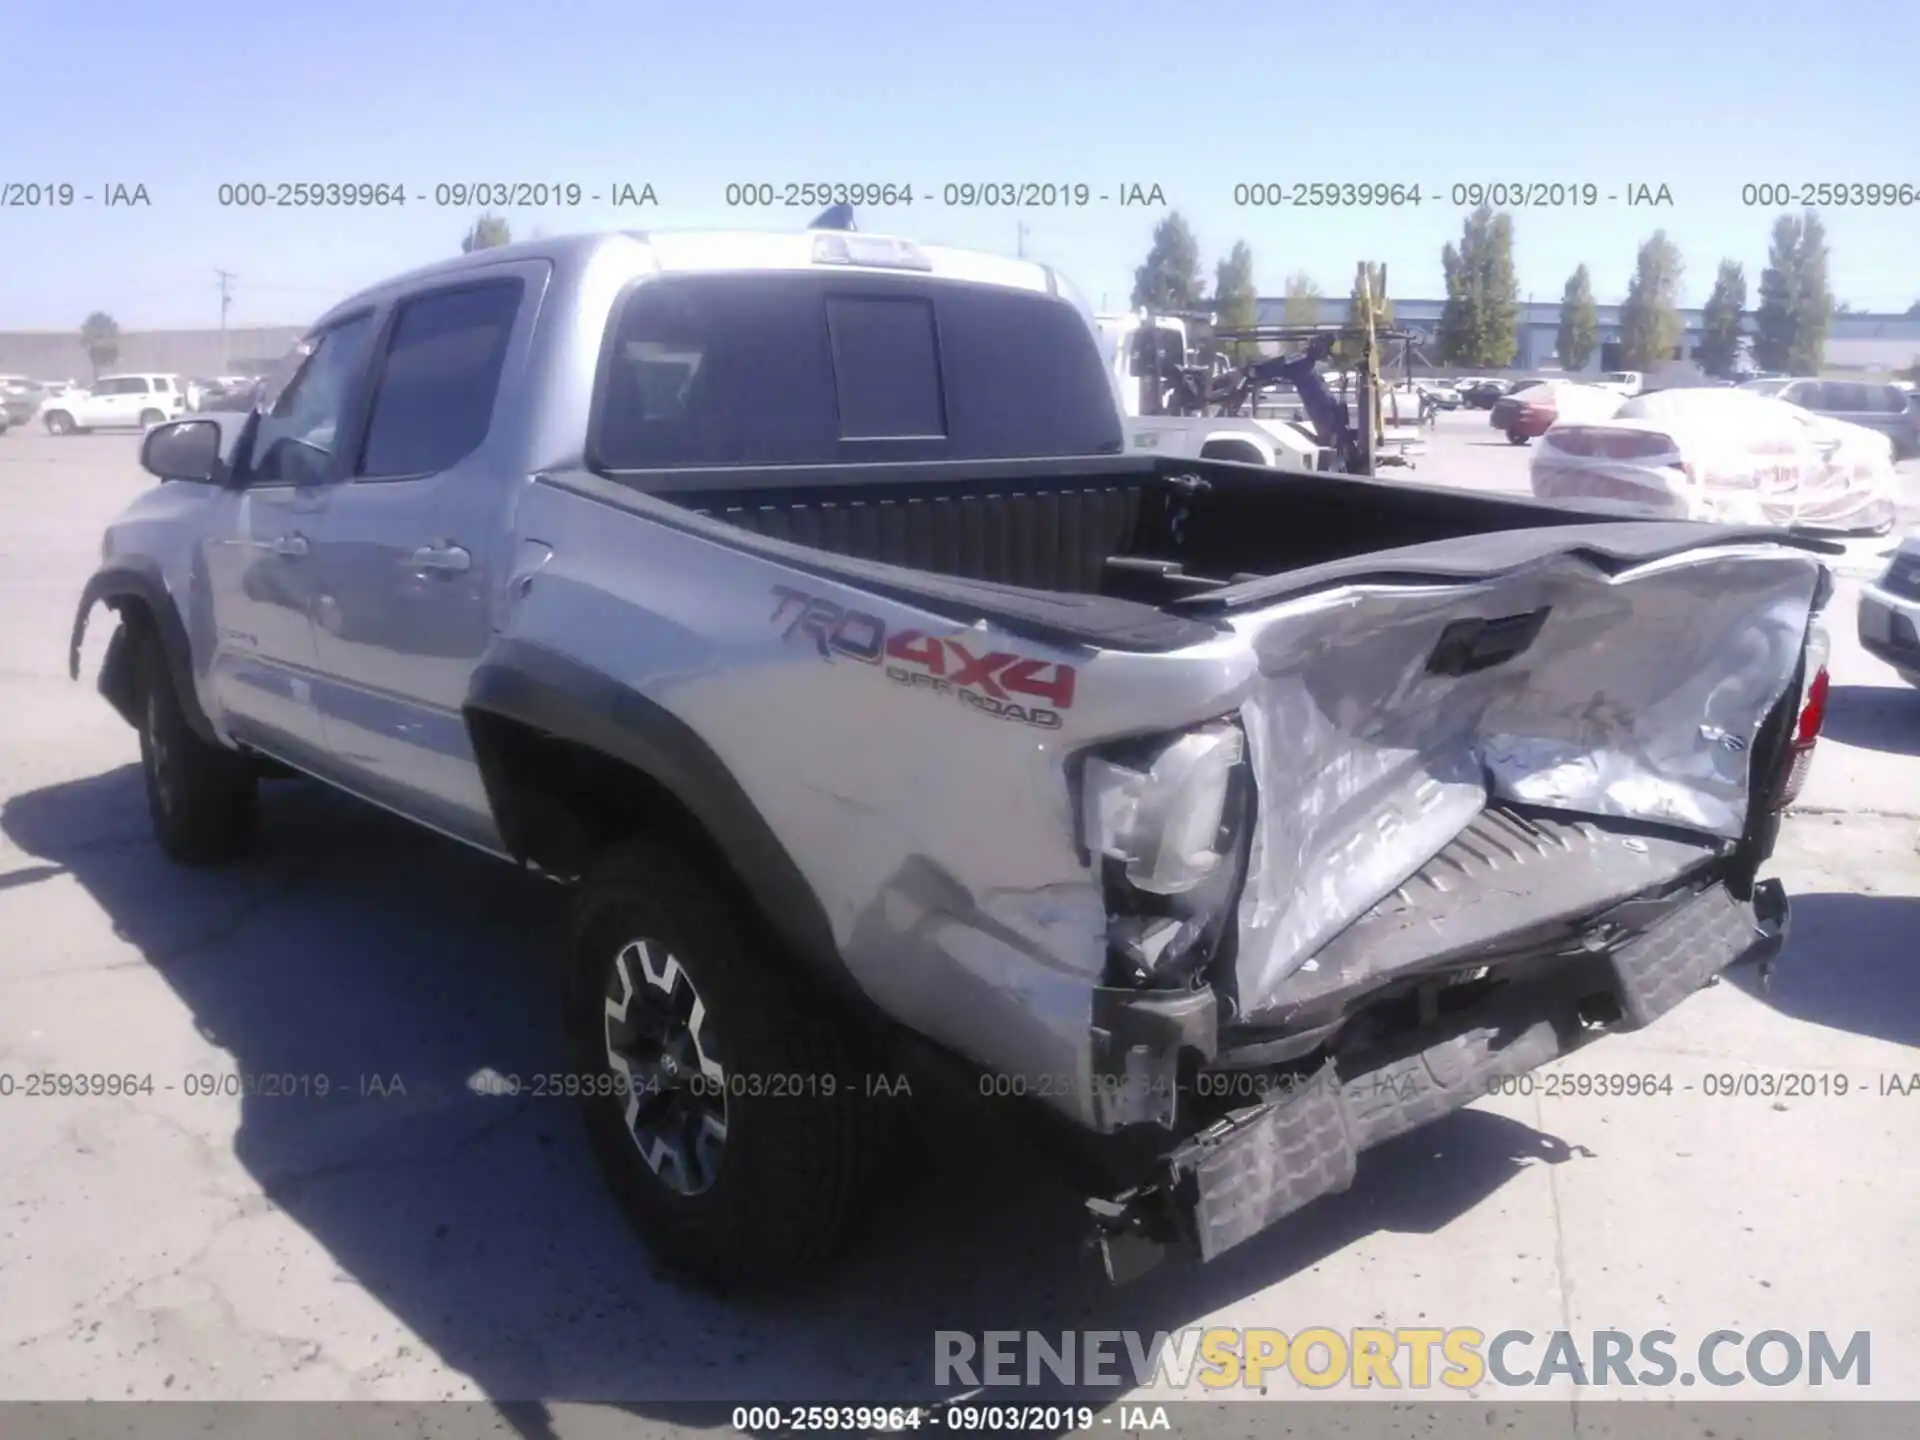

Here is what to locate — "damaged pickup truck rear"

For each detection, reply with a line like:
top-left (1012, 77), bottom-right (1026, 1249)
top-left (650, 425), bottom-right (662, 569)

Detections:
top-left (73, 224), bottom-right (1831, 1288)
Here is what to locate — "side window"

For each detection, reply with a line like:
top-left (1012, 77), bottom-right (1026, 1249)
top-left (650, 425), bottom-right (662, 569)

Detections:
top-left (126, 377), bottom-right (151, 393)
top-left (240, 314), bottom-right (377, 486)
top-left (1824, 382), bottom-right (1869, 411)
top-left (357, 280), bottom-right (522, 478)
top-left (1783, 381), bottom-right (1818, 407)
top-left (150, 377), bottom-right (170, 393)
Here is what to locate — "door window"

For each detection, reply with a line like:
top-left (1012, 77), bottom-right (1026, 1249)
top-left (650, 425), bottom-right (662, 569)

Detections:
top-left (237, 315), bottom-right (377, 486)
top-left (357, 280), bottom-right (523, 479)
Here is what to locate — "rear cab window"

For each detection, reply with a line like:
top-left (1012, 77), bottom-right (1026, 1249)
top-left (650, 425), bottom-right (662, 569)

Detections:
top-left (590, 272), bottom-right (1123, 473)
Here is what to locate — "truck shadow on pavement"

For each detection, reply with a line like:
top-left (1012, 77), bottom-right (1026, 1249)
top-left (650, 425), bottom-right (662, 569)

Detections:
top-left (9, 766), bottom-right (1619, 1431)
top-left (1817, 683), bottom-right (1920, 757)
top-left (1725, 890), bottom-right (1920, 1050)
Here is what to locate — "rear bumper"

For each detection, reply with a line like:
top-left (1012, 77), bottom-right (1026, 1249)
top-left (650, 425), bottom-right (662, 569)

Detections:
top-left (1090, 878), bottom-right (1788, 1282)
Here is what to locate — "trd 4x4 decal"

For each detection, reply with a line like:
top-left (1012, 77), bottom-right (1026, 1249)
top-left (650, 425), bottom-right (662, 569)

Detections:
top-left (769, 585), bottom-right (1076, 730)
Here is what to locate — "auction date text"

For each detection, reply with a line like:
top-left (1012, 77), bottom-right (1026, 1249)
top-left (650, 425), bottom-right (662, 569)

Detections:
top-left (2, 182), bottom-right (149, 206)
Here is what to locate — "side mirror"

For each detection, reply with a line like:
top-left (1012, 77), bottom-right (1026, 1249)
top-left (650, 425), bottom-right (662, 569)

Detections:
top-left (140, 418), bottom-right (222, 483)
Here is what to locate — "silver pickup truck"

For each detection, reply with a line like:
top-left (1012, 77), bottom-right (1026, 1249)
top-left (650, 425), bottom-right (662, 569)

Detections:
top-left (71, 225), bottom-right (1832, 1289)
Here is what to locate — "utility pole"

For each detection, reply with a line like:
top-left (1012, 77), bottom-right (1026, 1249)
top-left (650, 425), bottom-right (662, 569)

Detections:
top-left (215, 269), bottom-right (236, 370)
top-left (1016, 221), bottom-right (1029, 259)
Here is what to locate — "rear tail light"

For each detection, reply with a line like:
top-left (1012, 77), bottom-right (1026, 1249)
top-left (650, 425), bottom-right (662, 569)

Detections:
top-left (1544, 426), bottom-right (1675, 460)
top-left (1768, 623), bottom-right (1831, 811)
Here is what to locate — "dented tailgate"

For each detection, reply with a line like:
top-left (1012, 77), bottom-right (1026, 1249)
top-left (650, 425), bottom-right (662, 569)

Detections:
top-left (1221, 538), bottom-right (1823, 1019)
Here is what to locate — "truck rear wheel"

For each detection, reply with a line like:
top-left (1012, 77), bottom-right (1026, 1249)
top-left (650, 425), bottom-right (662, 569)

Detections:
top-left (1506, 428), bottom-right (1530, 445)
top-left (135, 628), bottom-right (258, 864)
top-left (566, 840), bottom-right (880, 1287)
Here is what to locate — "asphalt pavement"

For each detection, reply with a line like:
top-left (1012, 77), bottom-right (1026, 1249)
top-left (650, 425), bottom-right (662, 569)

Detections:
top-left (0, 422), bottom-right (1915, 1429)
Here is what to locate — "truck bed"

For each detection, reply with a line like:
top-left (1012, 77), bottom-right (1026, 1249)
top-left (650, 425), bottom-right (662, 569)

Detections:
top-left (656, 454), bottom-right (1683, 609)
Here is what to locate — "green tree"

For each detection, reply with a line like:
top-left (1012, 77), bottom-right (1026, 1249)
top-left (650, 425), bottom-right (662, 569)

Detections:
top-left (1790, 210), bottom-right (1835, 374)
top-left (1437, 205), bottom-right (1518, 366)
top-left (1752, 216), bottom-right (1801, 373)
top-left (80, 311), bottom-right (121, 381)
top-left (461, 214), bottom-right (513, 253)
top-left (1753, 211), bottom-right (1834, 375)
top-left (1617, 230), bottom-right (1685, 370)
top-left (1696, 260), bottom-right (1747, 378)
top-left (1212, 241), bottom-right (1260, 363)
top-left (1479, 212), bottom-right (1519, 366)
top-left (1129, 211), bottom-right (1204, 314)
top-left (1555, 264), bottom-right (1598, 372)
top-left (1336, 262), bottom-right (1393, 364)
top-left (1282, 271), bottom-right (1323, 327)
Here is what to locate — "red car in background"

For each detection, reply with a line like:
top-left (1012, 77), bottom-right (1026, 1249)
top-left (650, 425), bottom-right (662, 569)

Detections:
top-left (1490, 380), bottom-right (1624, 445)
top-left (1490, 383), bottom-right (1555, 443)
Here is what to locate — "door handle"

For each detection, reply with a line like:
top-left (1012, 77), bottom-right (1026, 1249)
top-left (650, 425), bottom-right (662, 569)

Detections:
top-left (271, 533), bottom-right (310, 558)
top-left (411, 543), bottom-right (472, 574)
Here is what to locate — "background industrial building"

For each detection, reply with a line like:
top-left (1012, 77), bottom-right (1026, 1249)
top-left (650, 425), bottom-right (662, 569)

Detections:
top-left (1252, 297), bottom-right (1920, 376)
top-left (2, 303), bottom-right (1917, 386)
top-left (0, 326), bottom-right (306, 383)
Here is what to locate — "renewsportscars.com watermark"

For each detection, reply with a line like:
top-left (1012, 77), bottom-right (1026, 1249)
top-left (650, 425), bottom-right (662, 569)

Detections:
top-left (936, 1327), bottom-right (1872, 1391)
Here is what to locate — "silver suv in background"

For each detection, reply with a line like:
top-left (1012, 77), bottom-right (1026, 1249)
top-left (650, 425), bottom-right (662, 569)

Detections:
top-left (1859, 534), bottom-right (1920, 687)
top-left (1742, 377), bottom-right (1920, 460)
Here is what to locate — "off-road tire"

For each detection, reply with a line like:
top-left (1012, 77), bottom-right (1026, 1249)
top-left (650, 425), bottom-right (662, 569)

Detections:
top-left (134, 627), bottom-right (258, 864)
top-left (567, 839), bottom-right (882, 1289)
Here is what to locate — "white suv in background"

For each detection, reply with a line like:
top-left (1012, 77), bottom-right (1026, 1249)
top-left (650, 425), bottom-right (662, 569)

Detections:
top-left (40, 374), bottom-right (190, 435)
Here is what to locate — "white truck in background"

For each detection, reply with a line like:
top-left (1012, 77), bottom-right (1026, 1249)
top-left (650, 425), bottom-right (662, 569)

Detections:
top-left (1595, 371), bottom-right (1647, 398)
top-left (1096, 312), bottom-right (1329, 472)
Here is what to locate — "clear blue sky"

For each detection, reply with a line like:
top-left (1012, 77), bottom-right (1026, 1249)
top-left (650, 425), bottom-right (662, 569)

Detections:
top-left (3, 0), bottom-right (1917, 332)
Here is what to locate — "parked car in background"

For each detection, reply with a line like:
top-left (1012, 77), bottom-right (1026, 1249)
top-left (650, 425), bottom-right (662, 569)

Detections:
top-left (40, 374), bottom-right (191, 434)
top-left (195, 378), bottom-right (264, 412)
top-left (1741, 377), bottom-right (1920, 460)
top-left (1593, 371), bottom-right (1646, 398)
top-left (1530, 387), bottom-right (1898, 535)
top-left (0, 377), bottom-right (45, 427)
top-left (1859, 534), bottom-right (1920, 687)
top-left (1491, 380), bottom-right (1622, 444)
top-left (1460, 378), bottom-right (1514, 409)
